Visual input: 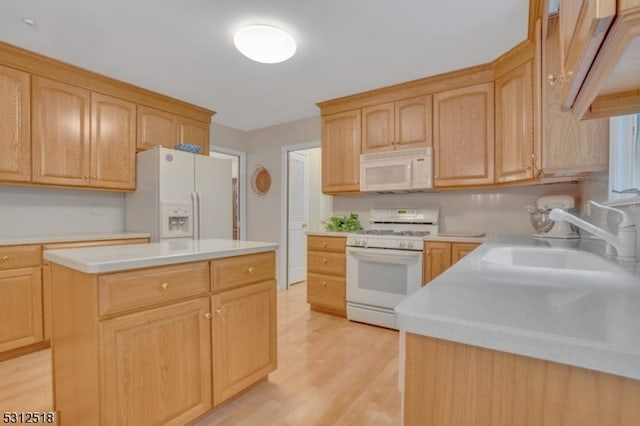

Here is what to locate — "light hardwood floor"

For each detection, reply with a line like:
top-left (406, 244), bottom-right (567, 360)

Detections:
top-left (0, 283), bottom-right (402, 425)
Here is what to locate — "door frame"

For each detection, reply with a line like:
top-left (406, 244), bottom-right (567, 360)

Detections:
top-left (280, 140), bottom-right (320, 289)
top-left (210, 145), bottom-right (247, 241)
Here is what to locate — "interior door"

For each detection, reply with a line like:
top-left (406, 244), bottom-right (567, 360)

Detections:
top-left (288, 151), bottom-right (308, 285)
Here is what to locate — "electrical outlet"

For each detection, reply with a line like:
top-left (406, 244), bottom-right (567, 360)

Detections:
top-left (91, 207), bottom-right (109, 216)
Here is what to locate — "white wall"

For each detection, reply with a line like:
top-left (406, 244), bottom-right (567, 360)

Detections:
top-left (244, 116), bottom-right (321, 243)
top-left (0, 185), bottom-right (124, 237)
top-left (332, 183), bottom-right (580, 236)
top-left (211, 122), bottom-right (249, 152)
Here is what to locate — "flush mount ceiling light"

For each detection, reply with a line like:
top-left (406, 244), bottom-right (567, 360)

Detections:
top-left (233, 25), bottom-right (296, 64)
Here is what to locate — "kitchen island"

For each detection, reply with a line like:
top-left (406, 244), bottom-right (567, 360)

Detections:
top-left (43, 239), bottom-right (278, 426)
top-left (395, 237), bottom-right (640, 426)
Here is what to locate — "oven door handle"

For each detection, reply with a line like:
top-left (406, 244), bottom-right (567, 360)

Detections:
top-left (347, 246), bottom-right (422, 263)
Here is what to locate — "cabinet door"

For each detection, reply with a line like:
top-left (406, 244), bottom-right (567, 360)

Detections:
top-left (91, 93), bottom-right (136, 190)
top-left (212, 280), bottom-right (277, 406)
top-left (424, 242), bottom-right (451, 284)
top-left (495, 61), bottom-right (534, 183)
top-left (543, 17), bottom-right (609, 173)
top-left (32, 77), bottom-right (91, 186)
top-left (137, 105), bottom-right (177, 151)
top-left (0, 65), bottom-right (30, 183)
top-left (177, 116), bottom-right (210, 155)
top-left (433, 83), bottom-right (494, 187)
top-left (321, 110), bottom-right (362, 194)
top-left (451, 243), bottom-right (480, 265)
top-left (558, 0), bottom-right (615, 110)
top-left (0, 267), bottom-right (42, 353)
top-left (395, 95), bottom-right (432, 150)
top-left (100, 297), bottom-right (212, 426)
top-left (362, 102), bottom-right (395, 153)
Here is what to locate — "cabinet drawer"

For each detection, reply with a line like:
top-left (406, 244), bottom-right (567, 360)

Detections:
top-left (0, 245), bottom-right (41, 270)
top-left (307, 273), bottom-right (345, 311)
top-left (211, 251), bottom-right (276, 293)
top-left (307, 252), bottom-right (345, 276)
top-left (307, 236), bottom-right (346, 253)
top-left (98, 262), bottom-right (209, 316)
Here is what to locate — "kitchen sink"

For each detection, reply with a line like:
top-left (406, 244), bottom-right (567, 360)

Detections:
top-left (481, 246), bottom-right (625, 274)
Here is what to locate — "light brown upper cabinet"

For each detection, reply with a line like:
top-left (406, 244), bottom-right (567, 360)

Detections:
top-left (321, 110), bottom-right (362, 194)
top-left (362, 96), bottom-right (432, 154)
top-left (137, 105), bottom-right (178, 151)
top-left (0, 65), bottom-right (30, 183)
top-left (32, 77), bottom-right (135, 190)
top-left (556, 0), bottom-right (640, 119)
top-left (495, 52), bottom-right (536, 183)
top-left (433, 82), bottom-right (495, 187)
top-left (32, 76), bottom-right (92, 187)
top-left (91, 93), bottom-right (136, 190)
top-left (541, 16), bottom-right (609, 176)
top-left (177, 116), bottom-right (210, 155)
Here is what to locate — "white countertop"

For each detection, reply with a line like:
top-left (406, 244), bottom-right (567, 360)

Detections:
top-left (0, 232), bottom-right (150, 246)
top-left (395, 236), bottom-right (640, 380)
top-left (307, 230), bottom-right (485, 243)
top-left (306, 231), bottom-right (352, 237)
top-left (43, 238), bottom-right (278, 273)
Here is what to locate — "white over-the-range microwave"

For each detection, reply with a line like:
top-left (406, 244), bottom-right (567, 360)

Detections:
top-left (360, 147), bottom-right (433, 192)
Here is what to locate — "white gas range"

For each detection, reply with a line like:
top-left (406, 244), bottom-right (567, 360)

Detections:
top-left (346, 207), bottom-right (439, 329)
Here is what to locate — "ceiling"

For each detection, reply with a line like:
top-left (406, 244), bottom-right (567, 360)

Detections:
top-left (0, 0), bottom-right (529, 131)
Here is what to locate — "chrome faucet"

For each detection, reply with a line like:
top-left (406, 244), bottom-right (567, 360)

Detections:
top-left (549, 201), bottom-right (637, 260)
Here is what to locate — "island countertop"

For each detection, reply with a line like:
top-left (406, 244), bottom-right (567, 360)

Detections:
top-left (43, 238), bottom-right (278, 273)
top-left (395, 236), bottom-right (640, 380)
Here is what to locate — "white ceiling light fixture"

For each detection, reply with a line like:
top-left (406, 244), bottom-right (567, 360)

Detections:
top-left (233, 25), bottom-right (296, 64)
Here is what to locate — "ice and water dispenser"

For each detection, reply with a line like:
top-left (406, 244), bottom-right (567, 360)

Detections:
top-left (161, 202), bottom-right (193, 239)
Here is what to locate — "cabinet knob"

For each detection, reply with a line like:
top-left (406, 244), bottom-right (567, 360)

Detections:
top-left (161, 282), bottom-right (169, 290)
top-left (247, 267), bottom-right (254, 274)
top-left (204, 313), bottom-right (212, 320)
top-left (322, 242), bottom-right (328, 248)
top-left (83, 175), bottom-right (90, 180)
top-left (0, 256), bottom-right (8, 262)
top-left (322, 258), bottom-right (328, 265)
top-left (322, 281), bottom-right (327, 287)
top-left (426, 249), bottom-right (431, 255)
top-left (216, 309), bottom-right (224, 315)
top-left (92, 176), bottom-right (97, 180)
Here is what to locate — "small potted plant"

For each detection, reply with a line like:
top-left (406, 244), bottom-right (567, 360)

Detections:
top-left (324, 213), bottom-right (363, 232)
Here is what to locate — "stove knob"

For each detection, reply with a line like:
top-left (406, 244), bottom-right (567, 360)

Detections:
top-left (407, 241), bottom-right (414, 249)
top-left (399, 241), bottom-right (406, 248)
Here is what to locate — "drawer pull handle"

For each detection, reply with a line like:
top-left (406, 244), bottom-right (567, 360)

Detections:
top-left (204, 313), bottom-right (212, 320)
top-left (322, 281), bottom-right (327, 287)
top-left (161, 282), bottom-right (169, 290)
top-left (322, 258), bottom-right (328, 265)
top-left (247, 267), bottom-right (254, 274)
top-left (216, 309), bottom-right (224, 315)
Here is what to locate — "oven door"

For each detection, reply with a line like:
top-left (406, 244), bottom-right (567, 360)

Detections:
top-left (346, 246), bottom-right (422, 308)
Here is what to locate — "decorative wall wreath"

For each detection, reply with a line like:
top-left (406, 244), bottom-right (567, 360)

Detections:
top-left (251, 164), bottom-right (271, 195)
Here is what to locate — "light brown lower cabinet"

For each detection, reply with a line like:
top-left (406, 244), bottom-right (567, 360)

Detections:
top-left (423, 241), bottom-right (480, 284)
top-left (100, 297), bottom-right (212, 426)
top-left (0, 267), bottom-right (42, 353)
top-left (403, 333), bottom-right (640, 426)
top-left (212, 279), bottom-right (277, 406)
top-left (50, 250), bottom-right (277, 425)
top-left (306, 235), bottom-right (347, 317)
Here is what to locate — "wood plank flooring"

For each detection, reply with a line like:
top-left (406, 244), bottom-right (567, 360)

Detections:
top-left (0, 283), bottom-right (402, 425)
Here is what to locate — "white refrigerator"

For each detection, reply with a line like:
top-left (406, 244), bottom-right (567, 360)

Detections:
top-left (125, 146), bottom-right (233, 242)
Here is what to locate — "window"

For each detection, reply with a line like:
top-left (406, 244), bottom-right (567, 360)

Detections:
top-left (609, 113), bottom-right (640, 203)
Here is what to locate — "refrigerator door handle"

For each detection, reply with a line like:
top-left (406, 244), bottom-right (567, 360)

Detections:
top-left (191, 191), bottom-right (200, 240)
